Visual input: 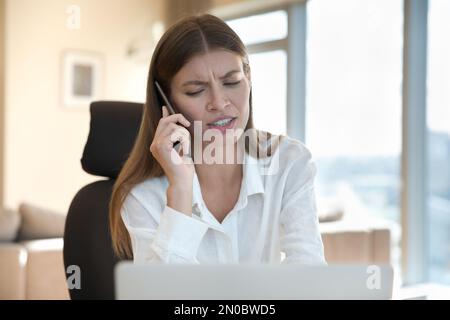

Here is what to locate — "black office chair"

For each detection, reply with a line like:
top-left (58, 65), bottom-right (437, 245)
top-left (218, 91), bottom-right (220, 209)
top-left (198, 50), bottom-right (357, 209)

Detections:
top-left (63, 101), bottom-right (143, 299)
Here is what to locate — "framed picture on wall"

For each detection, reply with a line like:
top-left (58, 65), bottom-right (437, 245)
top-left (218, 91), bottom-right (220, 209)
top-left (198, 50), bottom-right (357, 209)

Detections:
top-left (61, 50), bottom-right (104, 109)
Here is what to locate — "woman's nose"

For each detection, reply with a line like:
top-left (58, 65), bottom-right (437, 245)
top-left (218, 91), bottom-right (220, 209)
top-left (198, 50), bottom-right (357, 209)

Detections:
top-left (207, 86), bottom-right (229, 111)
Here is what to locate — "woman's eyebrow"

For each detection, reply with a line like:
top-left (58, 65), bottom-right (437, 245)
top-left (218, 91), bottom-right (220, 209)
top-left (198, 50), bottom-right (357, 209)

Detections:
top-left (182, 69), bottom-right (241, 87)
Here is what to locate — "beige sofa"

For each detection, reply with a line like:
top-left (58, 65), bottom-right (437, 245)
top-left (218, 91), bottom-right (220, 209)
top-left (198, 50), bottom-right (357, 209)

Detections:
top-left (321, 220), bottom-right (391, 264)
top-left (0, 200), bottom-right (394, 300)
top-left (0, 204), bottom-right (69, 300)
top-left (0, 239), bottom-right (69, 299)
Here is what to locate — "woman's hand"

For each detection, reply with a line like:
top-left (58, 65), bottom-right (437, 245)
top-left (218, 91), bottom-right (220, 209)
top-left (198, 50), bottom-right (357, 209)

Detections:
top-left (150, 106), bottom-right (194, 188)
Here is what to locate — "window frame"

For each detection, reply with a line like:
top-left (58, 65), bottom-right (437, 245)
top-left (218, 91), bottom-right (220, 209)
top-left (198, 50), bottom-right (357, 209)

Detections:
top-left (401, 0), bottom-right (429, 285)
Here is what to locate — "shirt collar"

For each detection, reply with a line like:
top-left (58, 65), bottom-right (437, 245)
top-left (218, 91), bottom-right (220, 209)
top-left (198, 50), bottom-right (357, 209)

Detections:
top-left (243, 150), bottom-right (265, 197)
top-left (191, 151), bottom-right (265, 214)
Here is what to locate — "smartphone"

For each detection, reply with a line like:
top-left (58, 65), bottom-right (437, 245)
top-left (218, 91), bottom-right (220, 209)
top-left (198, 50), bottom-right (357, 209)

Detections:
top-left (154, 80), bottom-right (177, 116)
top-left (154, 80), bottom-right (190, 156)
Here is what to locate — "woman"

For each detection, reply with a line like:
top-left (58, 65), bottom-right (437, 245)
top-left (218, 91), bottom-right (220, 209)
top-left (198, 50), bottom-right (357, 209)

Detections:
top-left (109, 13), bottom-right (326, 265)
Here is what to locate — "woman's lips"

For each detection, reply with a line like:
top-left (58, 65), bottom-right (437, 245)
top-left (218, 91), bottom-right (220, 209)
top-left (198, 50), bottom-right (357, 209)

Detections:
top-left (206, 117), bottom-right (237, 134)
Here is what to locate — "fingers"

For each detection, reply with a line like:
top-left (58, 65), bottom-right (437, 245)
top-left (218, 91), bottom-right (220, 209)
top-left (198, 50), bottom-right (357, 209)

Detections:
top-left (162, 105), bottom-right (169, 118)
top-left (160, 111), bottom-right (191, 127)
top-left (159, 122), bottom-right (182, 139)
top-left (181, 135), bottom-right (191, 157)
top-left (156, 106), bottom-right (188, 137)
top-left (169, 127), bottom-right (190, 145)
top-left (173, 129), bottom-right (191, 159)
top-left (153, 106), bottom-right (191, 158)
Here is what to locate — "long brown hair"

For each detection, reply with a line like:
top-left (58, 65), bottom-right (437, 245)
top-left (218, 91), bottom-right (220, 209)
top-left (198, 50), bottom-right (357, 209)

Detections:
top-left (109, 13), bottom-right (281, 259)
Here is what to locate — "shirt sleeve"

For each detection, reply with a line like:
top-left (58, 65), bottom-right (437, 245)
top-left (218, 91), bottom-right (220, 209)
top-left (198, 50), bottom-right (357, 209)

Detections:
top-left (120, 193), bottom-right (209, 264)
top-left (279, 153), bottom-right (327, 265)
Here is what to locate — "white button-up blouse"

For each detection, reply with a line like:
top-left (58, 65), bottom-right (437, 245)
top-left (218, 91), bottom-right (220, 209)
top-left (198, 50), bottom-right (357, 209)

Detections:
top-left (121, 135), bottom-right (326, 265)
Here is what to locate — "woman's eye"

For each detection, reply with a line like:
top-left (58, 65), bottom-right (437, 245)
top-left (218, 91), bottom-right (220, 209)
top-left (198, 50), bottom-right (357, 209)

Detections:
top-left (224, 80), bottom-right (241, 86)
top-left (186, 90), bottom-right (204, 96)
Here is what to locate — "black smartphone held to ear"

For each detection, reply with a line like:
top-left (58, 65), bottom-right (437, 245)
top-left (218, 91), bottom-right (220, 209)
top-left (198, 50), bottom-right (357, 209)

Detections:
top-left (154, 80), bottom-right (190, 156)
top-left (154, 80), bottom-right (177, 116)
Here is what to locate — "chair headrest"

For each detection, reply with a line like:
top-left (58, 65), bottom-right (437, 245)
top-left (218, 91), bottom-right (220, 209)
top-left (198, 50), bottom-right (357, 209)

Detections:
top-left (81, 101), bottom-right (144, 179)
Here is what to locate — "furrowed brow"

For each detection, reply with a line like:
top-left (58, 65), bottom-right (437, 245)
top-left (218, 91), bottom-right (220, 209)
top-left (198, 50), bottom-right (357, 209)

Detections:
top-left (182, 69), bottom-right (241, 87)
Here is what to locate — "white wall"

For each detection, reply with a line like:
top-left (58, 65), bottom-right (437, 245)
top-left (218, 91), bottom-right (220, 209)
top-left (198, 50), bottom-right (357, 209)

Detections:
top-left (0, 0), bottom-right (5, 207)
top-left (4, 0), bottom-right (164, 213)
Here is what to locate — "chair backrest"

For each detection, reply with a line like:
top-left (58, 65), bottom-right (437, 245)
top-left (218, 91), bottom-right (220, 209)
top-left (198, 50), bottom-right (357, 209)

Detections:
top-left (63, 101), bottom-right (143, 299)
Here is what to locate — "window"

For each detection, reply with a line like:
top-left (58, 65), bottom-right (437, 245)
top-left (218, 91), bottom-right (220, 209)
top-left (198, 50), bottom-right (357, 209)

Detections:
top-left (305, 0), bottom-right (404, 264)
top-left (227, 10), bottom-right (288, 135)
top-left (426, 0), bottom-right (450, 285)
top-left (226, 10), bottom-right (287, 46)
top-left (248, 50), bottom-right (287, 135)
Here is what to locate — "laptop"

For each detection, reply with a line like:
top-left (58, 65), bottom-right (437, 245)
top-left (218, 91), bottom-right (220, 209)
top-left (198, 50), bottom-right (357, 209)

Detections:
top-left (115, 262), bottom-right (394, 300)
